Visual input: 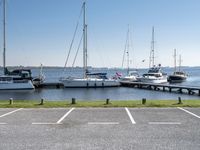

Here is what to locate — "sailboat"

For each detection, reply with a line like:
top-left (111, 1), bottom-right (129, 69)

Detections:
top-left (137, 27), bottom-right (168, 84)
top-left (168, 49), bottom-right (187, 83)
top-left (0, 0), bottom-right (34, 90)
top-left (120, 26), bottom-right (139, 82)
top-left (60, 2), bottom-right (120, 88)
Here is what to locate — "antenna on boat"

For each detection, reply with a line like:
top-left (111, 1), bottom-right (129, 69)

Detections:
top-left (149, 26), bottom-right (155, 68)
top-left (3, 0), bottom-right (6, 75)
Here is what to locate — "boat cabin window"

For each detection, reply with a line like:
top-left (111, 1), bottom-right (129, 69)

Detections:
top-left (0, 77), bottom-right (12, 82)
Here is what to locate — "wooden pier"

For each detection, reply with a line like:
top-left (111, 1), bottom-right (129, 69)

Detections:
top-left (36, 82), bottom-right (64, 89)
top-left (120, 81), bottom-right (200, 96)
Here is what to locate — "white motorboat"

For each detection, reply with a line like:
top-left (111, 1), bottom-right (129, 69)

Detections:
top-left (137, 66), bottom-right (168, 84)
top-left (0, 0), bottom-right (34, 90)
top-left (60, 2), bottom-right (120, 88)
top-left (136, 27), bottom-right (167, 84)
top-left (120, 71), bottom-right (139, 82)
top-left (0, 76), bottom-right (34, 90)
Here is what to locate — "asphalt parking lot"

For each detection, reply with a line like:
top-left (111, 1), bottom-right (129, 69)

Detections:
top-left (0, 107), bottom-right (199, 150)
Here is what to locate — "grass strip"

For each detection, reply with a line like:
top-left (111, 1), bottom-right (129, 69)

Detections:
top-left (0, 99), bottom-right (199, 108)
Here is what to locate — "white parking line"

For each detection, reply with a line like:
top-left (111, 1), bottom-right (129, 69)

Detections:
top-left (56, 108), bottom-right (75, 124)
top-left (32, 123), bottom-right (62, 125)
top-left (0, 123), bottom-right (7, 125)
top-left (0, 108), bottom-right (23, 118)
top-left (149, 122), bottom-right (181, 125)
top-left (125, 107), bottom-right (136, 124)
top-left (88, 122), bottom-right (119, 125)
top-left (178, 107), bottom-right (200, 119)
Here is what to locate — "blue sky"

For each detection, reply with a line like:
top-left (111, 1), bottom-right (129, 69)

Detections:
top-left (0, 0), bottom-right (200, 68)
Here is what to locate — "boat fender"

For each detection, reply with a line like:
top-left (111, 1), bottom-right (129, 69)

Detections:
top-left (94, 83), bottom-right (97, 87)
top-left (102, 82), bottom-right (104, 87)
top-left (87, 83), bottom-right (89, 87)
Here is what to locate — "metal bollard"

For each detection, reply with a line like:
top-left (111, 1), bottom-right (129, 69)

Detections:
top-left (106, 98), bottom-right (110, 104)
top-left (9, 98), bottom-right (13, 105)
top-left (71, 98), bottom-right (76, 104)
top-left (142, 98), bottom-right (146, 105)
top-left (40, 98), bottom-right (44, 105)
top-left (178, 97), bottom-right (182, 104)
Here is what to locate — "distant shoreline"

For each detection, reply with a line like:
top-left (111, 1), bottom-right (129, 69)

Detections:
top-left (0, 66), bottom-right (199, 70)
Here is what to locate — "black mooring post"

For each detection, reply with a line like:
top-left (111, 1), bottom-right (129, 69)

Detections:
top-left (106, 98), bottom-right (110, 104)
top-left (71, 98), bottom-right (76, 104)
top-left (40, 98), bottom-right (44, 105)
top-left (9, 98), bottom-right (13, 105)
top-left (142, 98), bottom-right (146, 105)
top-left (178, 97), bottom-right (182, 104)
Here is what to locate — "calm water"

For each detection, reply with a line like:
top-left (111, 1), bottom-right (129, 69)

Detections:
top-left (0, 67), bottom-right (200, 101)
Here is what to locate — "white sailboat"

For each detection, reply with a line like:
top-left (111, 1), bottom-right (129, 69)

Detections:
top-left (0, 0), bottom-right (34, 90)
top-left (168, 49), bottom-right (187, 83)
top-left (120, 26), bottom-right (139, 82)
top-left (137, 27), bottom-right (168, 84)
top-left (60, 2), bottom-right (120, 88)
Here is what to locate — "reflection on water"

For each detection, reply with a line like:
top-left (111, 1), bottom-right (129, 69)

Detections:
top-left (0, 87), bottom-right (199, 101)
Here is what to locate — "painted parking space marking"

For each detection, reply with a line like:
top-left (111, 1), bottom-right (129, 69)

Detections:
top-left (125, 107), bottom-right (136, 124)
top-left (178, 107), bottom-right (200, 119)
top-left (88, 122), bottom-right (119, 125)
top-left (149, 122), bottom-right (181, 125)
top-left (32, 123), bottom-right (62, 125)
top-left (56, 108), bottom-right (75, 124)
top-left (32, 108), bottom-right (75, 125)
top-left (0, 108), bottom-right (23, 118)
top-left (0, 123), bottom-right (7, 125)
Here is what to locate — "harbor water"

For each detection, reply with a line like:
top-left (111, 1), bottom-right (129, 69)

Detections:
top-left (0, 67), bottom-right (200, 101)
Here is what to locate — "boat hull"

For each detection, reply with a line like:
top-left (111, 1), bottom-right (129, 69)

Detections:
top-left (137, 77), bottom-right (168, 84)
top-left (168, 75), bottom-right (187, 83)
top-left (60, 78), bottom-right (120, 88)
top-left (0, 80), bottom-right (35, 90)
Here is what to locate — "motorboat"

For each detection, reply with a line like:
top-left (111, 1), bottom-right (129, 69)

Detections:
top-left (120, 71), bottom-right (139, 82)
top-left (168, 49), bottom-right (187, 83)
top-left (5, 67), bottom-right (45, 87)
top-left (0, 0), bottom-right (34, 90)
top-left (0, 76), bottom-right (34, 90)
top-left (168, 71), bottom-right (187, 83)
top-left (136, 27), bottom-right (168, 84)
top-left (137, 66), bottom-right (168, 84)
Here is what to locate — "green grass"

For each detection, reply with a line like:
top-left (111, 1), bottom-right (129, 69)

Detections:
top-left (0, 99), bottom-right (200, 108)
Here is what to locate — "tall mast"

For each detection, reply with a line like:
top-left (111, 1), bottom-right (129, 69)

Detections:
top-left (83, 1), bottom-right (87, 78)
top-left (178, 55), bottom-right (182, 72)
top-left (127, 25), bottom-right (130, 75)
top-left (3, 0), bottom-right (6, 75)
top-left (173, 49), bottom-right (177, 72)
top-left (149, 26), bottom-right (155, 68)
